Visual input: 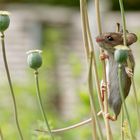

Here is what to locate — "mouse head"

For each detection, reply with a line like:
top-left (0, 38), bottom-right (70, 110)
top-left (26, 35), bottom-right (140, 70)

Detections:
top-left (96, 32), bottom-right (137, 53)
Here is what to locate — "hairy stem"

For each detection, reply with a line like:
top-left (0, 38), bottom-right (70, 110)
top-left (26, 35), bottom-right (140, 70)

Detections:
top-left (0, 32), bottom-right (24, 140)
top-left (34, 71), bottom-right (54, 140)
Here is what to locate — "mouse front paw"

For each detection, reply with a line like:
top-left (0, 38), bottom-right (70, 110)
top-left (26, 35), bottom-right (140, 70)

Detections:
top-left (99, 53), bottom-right (109, 61)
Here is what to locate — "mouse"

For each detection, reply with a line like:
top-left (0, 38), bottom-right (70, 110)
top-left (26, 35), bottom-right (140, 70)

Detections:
top-left (96, 31), bottom-right (137, 120)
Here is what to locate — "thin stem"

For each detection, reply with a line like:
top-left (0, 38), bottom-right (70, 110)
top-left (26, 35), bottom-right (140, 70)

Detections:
top-left (84, 0), bottom-right (104, 112)
top-left (36, 118), bottom-right (92, 133)
top-left (119, 0), bottom-right (127, 46)
top-left (0, 128), bottom-right (4, 140)
top-left (131, 77), bottom-right (140, 127)
top-left (80, 0), bottom-right (90, 59)
top-left (84, 2), bottom-right (104, 139)
top-left (80, 0), bottom-right (99, 140)
top-left (118, 64), bottom-right (133, 140)
top-left (80, 0), bottom-right (102, 140)
top-left (0, 32), bottom-right (24, 140)
top-left (34, 71), bottom-right (54, 140)
top-left (88, 51), bottom-right (103, 140)
top-left (119, 0), bottom-right (139, 135)
top-left (121, 108), bottom-right (124, 140)
top-left (94, 0), bottom-right (102, 35)
top-left (94, 0), bottom-right (112, 139)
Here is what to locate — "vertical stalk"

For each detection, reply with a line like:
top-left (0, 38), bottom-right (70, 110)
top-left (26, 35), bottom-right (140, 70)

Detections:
top-left (34, 71), bottom-right (54, 140)
top-left (84, 0), bottom-right (104, 114)
top-left (118, 64), bottom-right (133, 140)
top-left (119, 0), bottom-right (140, 132)
top-left (131, 78), bottom-right (140, 127)
top-left (0, 32), bottom-right (24, 140)
top-left (80, 0), bottom-right (90, 59)
top-left (94, 0), bottom-right (112, 140)
top-left (88, 52), bottom-right (98, 140)
top-left (84, 2), bottom-right (104, 139)
top-left (88, 51), bottom-right (104, 140)
top-left (80, 0), bottom-right (103, 139)
top-left (121, 109), bottom-right (124, 140)
top-left (0, 128), bottom-right (3, 140)
top-left (119, 0), bottom-right (127, 46)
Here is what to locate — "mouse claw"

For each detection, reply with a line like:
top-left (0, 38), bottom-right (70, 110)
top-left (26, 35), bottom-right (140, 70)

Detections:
top-left (105, 113), bottom-right (117, 121)
top-left (99, 53), bottom-right (109, 61)
top-left (125, 67), bottom-right (133, 78)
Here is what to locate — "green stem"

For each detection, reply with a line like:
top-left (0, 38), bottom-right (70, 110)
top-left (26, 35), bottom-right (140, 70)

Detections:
top-left (0, 128), bottom-right (4, 140)
top-left (119, 0), bottom-right (127, 46)
top-left (0, 32), bottom-right (24, 140)
top-left (118, 64), bottom-right (133, 140)
top-left (119, 0), bottom-right (138, 137)
top-left (34, 71), bottom-right (54, 140)
top-left (121, 108), bottom-right (124, 140)
top-left (131, 77), bottom-right (140, 127)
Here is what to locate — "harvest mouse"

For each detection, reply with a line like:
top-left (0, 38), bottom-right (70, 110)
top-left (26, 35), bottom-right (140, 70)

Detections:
top-left (96, 31), bottom-right (137, 120)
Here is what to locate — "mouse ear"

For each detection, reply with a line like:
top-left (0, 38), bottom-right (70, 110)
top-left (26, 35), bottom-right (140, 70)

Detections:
top-left (126, 33), bottom-right (137, 46)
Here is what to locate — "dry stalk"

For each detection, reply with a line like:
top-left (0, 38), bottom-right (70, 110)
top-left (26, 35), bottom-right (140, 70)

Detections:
top-left (94, 0), bottom-right (113, 139)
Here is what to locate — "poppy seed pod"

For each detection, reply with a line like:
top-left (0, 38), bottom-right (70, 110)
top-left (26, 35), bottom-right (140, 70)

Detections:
top-left (0, 11), bottom-right (10, 32)
top-left (114, 49), bottom-right (128, 64)
top-left (27, 50), bottom-right (42, 70)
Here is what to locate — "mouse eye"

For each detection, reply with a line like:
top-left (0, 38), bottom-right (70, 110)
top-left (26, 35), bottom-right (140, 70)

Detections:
top-left (106, 36), bottom-right (114, 41)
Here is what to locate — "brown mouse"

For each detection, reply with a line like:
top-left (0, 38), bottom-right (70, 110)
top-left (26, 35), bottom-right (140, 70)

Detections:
top-left (96, 32), bottom-right (137, 120)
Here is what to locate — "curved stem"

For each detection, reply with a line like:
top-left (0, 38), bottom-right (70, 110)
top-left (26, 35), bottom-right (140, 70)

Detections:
top-left (0, 32), bottom-right (24, 140)
top-left (118, 64), bottom-right (133, 140)
top-left (34, 71), bottom-right (54, 140)
top-left (36, 118), bottom-right (92, 133)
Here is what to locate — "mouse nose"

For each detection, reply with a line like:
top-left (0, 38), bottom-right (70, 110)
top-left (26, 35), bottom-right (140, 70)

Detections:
top-left (96, 37), bottom-right (104, 42)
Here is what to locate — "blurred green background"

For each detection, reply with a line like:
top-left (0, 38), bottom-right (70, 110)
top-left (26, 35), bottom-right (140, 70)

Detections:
top-left (0, 0), bottom-right (140, 140)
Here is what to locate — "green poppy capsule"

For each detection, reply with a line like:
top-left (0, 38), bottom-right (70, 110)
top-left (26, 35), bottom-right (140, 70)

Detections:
top-left (0, 11), bottom-right (10, 32)
top-left (27, 50), bottom-right (42, 70)
top-left (114, 49), bottom-right (128, 64)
